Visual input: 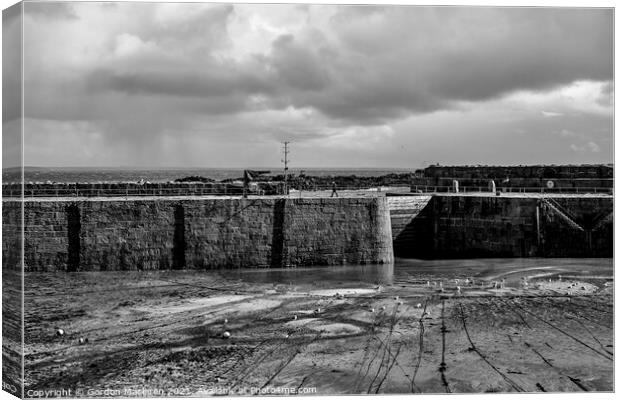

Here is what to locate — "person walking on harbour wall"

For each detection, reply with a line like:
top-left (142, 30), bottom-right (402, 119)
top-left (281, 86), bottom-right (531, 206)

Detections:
top-left (331, 181), bottom-right (338, 197)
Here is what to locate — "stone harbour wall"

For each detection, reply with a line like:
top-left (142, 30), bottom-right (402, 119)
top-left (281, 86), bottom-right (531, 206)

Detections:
top-left (538, 197), bottom-right (613, 258)
top-left (430, 196), bottom-right (541, 258)
top-left (420, 164), bottom-right (613, 179)
top-left (2, 182), bottom-right (283, 198)
top-left (9, 197), bottom-right (394, 271)
top-left (387, 195), bottom-right (434, 258)
top-left (391, 195), bottom-right (613, 258)
top-left (412, 165), bottom-right (613, 192)
top-left (411, 177), bottom-right (613, 191)
top-left (2, 201), bottom-right (22, 270)
top-left (4, 193), bottom-right (612, 272)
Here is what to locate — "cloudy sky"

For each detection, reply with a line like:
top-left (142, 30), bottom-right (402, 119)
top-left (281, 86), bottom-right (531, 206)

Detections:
top-left (4, 2), bottom-right (614, 168)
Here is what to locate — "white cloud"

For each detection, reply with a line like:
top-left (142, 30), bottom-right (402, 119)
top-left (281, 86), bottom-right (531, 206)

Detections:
top-left (571, 141), bottom-right (601, 153)
top-left (541, 111), bottom-right (563, 117)
top-left (587, 141), bottom-right (601, 152)
top-left (113, 33), bottom-right (157, 57)
top-left (553, 129), bottom-right (579, 138)
top-left (503, 80), bottom-right (613, 118)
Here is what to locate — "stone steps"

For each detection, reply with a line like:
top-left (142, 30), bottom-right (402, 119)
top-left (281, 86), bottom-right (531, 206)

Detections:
top-left (388, 196), bottom-right (433, 240)
top-left (541, 198), bottom-right (584, 232)
top-left (387, 195), bottom-right (433, 210)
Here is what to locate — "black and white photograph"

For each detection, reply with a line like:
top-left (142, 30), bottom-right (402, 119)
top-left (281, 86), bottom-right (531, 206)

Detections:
top-left (1, 0), bottom-right (615, 397)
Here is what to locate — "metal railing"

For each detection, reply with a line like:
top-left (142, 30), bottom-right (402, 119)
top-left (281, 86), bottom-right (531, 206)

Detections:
top-left (4, 182), bottom-right (611, 198)
top-left (2, 184), bottom-right (412, 199)
top-left (411, 185), bottom-right (613, 195)
top-left (424, 177), bottom-right (613, 182)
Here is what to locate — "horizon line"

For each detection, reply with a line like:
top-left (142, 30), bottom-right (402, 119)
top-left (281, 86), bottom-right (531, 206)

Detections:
top-left (3, 163), bottom-right (614, 171)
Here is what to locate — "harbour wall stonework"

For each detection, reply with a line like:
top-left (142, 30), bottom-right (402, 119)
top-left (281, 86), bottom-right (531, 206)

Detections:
top-left (3, 182), bottom-right (264, 197)
top-left (390, 195), bottom-right (613, 258)
top-left (2, 200), bottom-right (22, 270)
top-left (3, 194), bottom-right (612, 271)
top-left (6, 197), bottom-right (394, 271)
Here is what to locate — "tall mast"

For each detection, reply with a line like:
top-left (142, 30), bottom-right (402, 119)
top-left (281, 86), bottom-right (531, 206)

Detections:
top-left (282, 141), bottom-right (290, 195)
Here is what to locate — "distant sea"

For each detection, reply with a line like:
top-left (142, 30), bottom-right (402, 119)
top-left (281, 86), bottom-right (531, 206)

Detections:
top-left (3, 167), bottom-right (414, 184)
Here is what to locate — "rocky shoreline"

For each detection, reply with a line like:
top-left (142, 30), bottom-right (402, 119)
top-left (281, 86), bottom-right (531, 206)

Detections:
top-left (180, 172), bottom-right (415, 190)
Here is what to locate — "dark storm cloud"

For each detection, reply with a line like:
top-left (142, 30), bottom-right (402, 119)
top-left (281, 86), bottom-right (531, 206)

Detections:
top-left (26, 5), bottom-right (612, 125)
top-left (425, 9), bottom-right (612, 102)
top-left (88, 65), bottom-right (272, 99)
top-left (19, 3), bottom-right (614, 167)
top-left (24, 2), bottom-right (77, 19)
top-left (301, 7), bottom-right (613, 122)
top-left (3, 3), bottom-right (23, 168)
top-left (596, 81), bottom-right (614, 107)
top-left (270, 33), bottom-right (331, 91)
top-left (2, 3), bottom-right (21, 124)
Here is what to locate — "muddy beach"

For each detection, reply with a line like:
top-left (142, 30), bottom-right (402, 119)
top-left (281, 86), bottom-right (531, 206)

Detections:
top-left (22, 258), bottom-right (613, 396)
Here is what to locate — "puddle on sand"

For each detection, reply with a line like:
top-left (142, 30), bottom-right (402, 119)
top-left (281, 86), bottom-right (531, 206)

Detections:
top-left (136, 295), bottom-right (253, 315)
top-left (284, 318), bottom-right (363, 336)
top-left (24, 258), bottom-right (612, 301)
top-left (306, 288), bottom-right (377, 296)
top-left (225, 258), bottom-right (612, 291)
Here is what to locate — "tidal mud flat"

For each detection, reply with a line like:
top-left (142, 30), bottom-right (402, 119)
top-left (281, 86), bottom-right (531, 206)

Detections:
top-left (23, 259), bottom-right (613, 396)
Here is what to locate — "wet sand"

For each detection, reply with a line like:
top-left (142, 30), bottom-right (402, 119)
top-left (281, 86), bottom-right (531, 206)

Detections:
top-left (22, 259), bottom-right (613, 396)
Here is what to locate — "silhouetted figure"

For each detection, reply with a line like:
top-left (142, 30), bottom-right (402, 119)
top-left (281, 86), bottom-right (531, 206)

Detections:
top-left (331, 181), bottom-right (338, 197)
